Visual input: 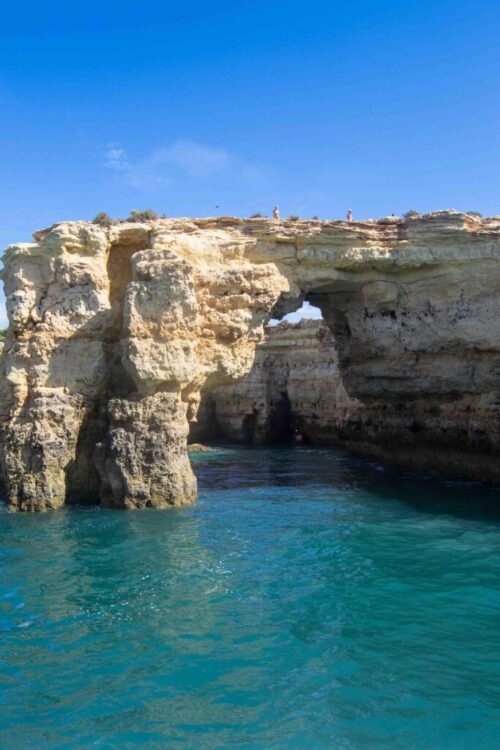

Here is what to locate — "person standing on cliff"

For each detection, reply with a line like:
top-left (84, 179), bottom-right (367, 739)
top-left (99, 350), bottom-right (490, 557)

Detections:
top-left (346, 209), bottom-right (353, 223)
top-left (273, 205), bottom-right (280, 220)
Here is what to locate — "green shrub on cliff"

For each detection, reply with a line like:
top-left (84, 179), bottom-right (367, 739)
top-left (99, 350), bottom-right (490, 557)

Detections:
top-left (404, 210), bottom-right (420, 219)
top-left (127, 209), bottom-right (158, 222)
top-left (288, 214), bottom-right (300, 221)
top-left (249, 212), bottom-right (264, 218)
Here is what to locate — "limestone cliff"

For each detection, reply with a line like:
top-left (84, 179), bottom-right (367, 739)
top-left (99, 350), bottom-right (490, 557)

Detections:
top-left (192, 319), bottom-right (362, 445)
top-left (1, 211), bottom-right (499, 510)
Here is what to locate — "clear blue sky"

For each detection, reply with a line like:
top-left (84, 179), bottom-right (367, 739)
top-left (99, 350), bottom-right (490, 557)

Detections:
top-left (0, 0), bottom-right (499, 324)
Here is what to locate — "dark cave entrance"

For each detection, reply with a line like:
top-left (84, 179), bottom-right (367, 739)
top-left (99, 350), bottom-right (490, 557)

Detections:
top-left (189, 298), bottom-right (330, 447)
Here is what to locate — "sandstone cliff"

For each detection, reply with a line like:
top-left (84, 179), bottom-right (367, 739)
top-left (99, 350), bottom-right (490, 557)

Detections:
top-left (192, 319), bottom-right (362, 445)
top-left (1, 211), bottom-right (499, 510)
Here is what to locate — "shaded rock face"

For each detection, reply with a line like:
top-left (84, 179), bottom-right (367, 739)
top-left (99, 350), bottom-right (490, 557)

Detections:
top-left (1, 211), bottom-right (500, 510)
top-left (193, 317), bottom-right (500, 482)
top-left (192, 320), bottom-right (361, 446)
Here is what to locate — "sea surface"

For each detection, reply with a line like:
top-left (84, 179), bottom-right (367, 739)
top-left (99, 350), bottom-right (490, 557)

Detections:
top-left (1, 446), bottom-right (500, 749)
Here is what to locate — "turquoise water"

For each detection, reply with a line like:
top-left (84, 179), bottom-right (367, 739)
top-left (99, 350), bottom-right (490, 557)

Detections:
top-left (1, 447), bottom-right (500, 749)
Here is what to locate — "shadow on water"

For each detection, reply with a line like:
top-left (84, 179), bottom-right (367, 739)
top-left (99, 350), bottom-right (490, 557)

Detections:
top-left (190, 444), bottom-right (500, 523)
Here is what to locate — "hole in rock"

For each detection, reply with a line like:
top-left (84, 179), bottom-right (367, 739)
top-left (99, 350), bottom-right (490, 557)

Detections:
top-left (190, 299), bottom-right (333, 448)
top-left (268, 300), bottom-right (323, 326)
top-left (65, 236), bottom-right (153, 506)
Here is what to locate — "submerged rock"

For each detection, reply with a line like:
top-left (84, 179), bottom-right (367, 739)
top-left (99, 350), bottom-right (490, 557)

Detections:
top-left (187, 443), bottom-right (214, 453)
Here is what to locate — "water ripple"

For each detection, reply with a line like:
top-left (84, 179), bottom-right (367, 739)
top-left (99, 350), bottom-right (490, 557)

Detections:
top-left (1, 446), bottom-right (500, 749)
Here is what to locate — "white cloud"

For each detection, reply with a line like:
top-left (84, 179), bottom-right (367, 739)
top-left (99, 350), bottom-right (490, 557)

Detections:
top-left (104, 138), bottom-right (232, 189)
top-left (105, 147), bottom-right (130, 172)
top-left (127, 170), bottom-right (172, 190)
top-left (154, 139), bottom-right (230, 177)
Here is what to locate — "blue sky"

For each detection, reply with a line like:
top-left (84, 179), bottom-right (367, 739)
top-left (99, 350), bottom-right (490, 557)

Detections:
top-left (1, 0), bottom-right (499, 325)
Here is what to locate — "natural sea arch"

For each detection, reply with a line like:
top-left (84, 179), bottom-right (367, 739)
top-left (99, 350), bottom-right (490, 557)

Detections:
top-left (1, 213), bottom-right (499, 510)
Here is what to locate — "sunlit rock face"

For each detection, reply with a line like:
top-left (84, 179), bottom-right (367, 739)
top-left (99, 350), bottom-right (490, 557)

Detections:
top-left (1, 211), bottom-right (500, 510)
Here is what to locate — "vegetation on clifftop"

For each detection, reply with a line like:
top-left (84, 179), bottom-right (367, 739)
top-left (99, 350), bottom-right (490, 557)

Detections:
top-left (93, 212), bottom-right (114, 227)
top-left (93, 209), bottom-right (163, 226)
top-left (127, 209), bottom-right (159, 222)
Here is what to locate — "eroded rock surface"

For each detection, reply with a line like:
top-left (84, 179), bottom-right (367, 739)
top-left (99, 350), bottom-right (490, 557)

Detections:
top-left (193, 320), bottom-right (362, 445)
top-left (1, 211), bottom-right (499, 510)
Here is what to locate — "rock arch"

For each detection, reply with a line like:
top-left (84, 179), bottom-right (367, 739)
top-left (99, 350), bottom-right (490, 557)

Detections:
top-left (1, 212), bottom-right (500, 510)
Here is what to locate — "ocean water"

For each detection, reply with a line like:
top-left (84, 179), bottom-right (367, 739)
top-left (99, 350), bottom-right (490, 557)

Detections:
top-left (1, 446), bottom-right (500, 750)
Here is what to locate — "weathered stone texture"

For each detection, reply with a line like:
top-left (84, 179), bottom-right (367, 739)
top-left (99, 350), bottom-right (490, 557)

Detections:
top-left (195, 320), bottom-right (361, 445)
top-left (1, 211), bottom-right (499, 510)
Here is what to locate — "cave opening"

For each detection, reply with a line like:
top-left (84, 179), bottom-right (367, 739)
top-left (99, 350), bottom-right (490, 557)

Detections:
top-left (189, 298), bottom-right (337, 448)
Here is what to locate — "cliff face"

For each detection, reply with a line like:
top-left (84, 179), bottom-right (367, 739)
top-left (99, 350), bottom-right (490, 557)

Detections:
top-left (1, 211), bottom-right (500, 510)
top-left (192, 320), bottom-right (362, 445)
top-left (195, 314), bottom-right (500, 482)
